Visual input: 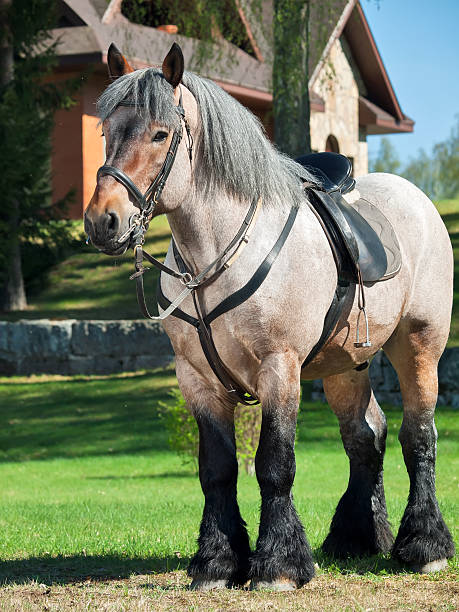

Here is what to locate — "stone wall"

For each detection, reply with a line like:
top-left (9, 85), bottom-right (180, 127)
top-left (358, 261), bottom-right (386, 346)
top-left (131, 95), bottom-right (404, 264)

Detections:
top-left (311, 348), bottom-right (459, 408)
top-left (1, 320), bottom-right (458, 408)
top-left (310, 37), bottom-right (368, 176)
top-left (0, 320), bottom-right (174, 376)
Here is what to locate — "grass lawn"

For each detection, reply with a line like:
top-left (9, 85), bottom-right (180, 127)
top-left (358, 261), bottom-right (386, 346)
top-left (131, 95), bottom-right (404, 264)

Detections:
top-left (0, 370), bottom-right (457, 609)
top-left (1, 215), bottom-right (171, 322)
top-left (2, 199), bottom-right (459, 346)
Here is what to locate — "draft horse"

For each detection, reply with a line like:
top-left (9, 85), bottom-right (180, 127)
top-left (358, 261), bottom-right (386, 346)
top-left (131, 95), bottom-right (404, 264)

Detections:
top-left (84, 43), bottom-right (455, 590)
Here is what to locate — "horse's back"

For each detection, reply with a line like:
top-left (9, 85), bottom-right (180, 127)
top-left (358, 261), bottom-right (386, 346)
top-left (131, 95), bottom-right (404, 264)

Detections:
top-left (356, 172), bottom-right (453, 332)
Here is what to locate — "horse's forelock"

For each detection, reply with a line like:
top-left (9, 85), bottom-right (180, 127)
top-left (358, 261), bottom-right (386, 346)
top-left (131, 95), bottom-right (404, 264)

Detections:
top-left (96, 68), bottom-right (181, 130)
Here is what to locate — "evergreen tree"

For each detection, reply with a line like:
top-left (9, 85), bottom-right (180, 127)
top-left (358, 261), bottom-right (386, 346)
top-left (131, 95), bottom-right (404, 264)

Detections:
top-left (0, 0), bottom-right (79, 311)
top-left (433, 115), bottom-right (459, 199)
top-left (369, 137), bottom-right (401, 174)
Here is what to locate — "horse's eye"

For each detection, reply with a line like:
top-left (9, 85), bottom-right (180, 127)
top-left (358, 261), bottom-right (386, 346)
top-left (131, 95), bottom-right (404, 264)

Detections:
top-left (152, 131), bottom-right (168, 142)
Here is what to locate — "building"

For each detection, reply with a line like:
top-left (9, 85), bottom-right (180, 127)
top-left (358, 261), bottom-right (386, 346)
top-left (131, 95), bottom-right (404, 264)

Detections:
top-left (52, 0), bottom-right (413, 219)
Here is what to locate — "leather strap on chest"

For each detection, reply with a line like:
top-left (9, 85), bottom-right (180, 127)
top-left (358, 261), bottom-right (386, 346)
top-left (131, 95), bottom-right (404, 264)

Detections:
top-left (158, 205), bottom-right (299, 405)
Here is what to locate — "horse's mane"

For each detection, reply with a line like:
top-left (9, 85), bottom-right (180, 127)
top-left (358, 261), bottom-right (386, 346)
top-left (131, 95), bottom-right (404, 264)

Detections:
top-left (97, 68), bottom-right (315, 209)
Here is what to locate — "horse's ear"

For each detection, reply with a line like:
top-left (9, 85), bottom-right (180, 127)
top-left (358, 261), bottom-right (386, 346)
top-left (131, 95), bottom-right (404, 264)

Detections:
top-left (162, 42), bottom-right (184, 89)
top-left (107, 43), bottom-right (134, 79)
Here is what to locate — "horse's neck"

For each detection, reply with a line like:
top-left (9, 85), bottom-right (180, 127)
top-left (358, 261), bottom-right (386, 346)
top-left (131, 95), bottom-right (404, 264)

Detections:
top-left (166, 192), bottom-right (280, 273)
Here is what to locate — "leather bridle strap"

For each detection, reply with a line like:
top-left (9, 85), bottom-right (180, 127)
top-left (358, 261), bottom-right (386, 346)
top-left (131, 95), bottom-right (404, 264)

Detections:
top-left (97, 127), bottom-right (183, 224)
top-left (96, 89), bottom-right (190, 247)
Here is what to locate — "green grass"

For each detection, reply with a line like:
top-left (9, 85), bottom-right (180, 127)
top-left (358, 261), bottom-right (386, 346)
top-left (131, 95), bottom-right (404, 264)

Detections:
top-left (2, 215), bottom-right (171, 321)
top-left (2, 199), bottom-right (458, 345)
top-left (0, 371), bottom-right (457, 585)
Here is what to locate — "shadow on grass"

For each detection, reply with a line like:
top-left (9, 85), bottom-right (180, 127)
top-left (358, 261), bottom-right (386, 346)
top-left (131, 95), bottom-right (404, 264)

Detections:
top-left (0, 554), bottom-right (191, 586)
top-left (85, 471), bottom-right (195, 480)
top-left (0, 370), bottom-right (179, 463)
top-left (0, 551), bottom-right (408, 587)
top-left (314, 548), bottom-right (404, 576)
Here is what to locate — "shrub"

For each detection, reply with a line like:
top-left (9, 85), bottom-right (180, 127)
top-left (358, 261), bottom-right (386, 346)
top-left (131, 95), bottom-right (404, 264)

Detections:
top-left (157, 389), bottom-right (199, 473)
top-left (158, 389), bottom-right (262, 475)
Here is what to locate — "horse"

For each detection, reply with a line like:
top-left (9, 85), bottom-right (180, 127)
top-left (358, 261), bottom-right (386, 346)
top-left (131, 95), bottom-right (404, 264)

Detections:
top-left (84, 42), bottom-right (455, 591)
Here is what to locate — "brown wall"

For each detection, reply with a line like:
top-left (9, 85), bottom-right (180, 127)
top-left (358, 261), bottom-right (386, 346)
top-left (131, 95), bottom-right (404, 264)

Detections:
top-left (51, 70), bottom-right (107, 220)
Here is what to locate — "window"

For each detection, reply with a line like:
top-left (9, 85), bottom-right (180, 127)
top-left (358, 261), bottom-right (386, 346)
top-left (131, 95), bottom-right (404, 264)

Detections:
top-left (325, 134), bottom-right (339, 153)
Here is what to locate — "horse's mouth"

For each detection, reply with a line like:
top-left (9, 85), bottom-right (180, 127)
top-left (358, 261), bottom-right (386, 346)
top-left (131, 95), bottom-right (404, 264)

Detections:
top-left (100, 241), bottom-right (130, 256)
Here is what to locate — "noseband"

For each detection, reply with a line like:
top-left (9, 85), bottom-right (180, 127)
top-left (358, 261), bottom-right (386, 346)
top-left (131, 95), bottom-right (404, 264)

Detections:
top-left (96, 89), bottom-right (192, 247)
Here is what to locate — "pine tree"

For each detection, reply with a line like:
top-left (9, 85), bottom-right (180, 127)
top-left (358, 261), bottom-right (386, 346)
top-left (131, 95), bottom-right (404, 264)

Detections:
top-left (0, 0), bottom-right (79, 311)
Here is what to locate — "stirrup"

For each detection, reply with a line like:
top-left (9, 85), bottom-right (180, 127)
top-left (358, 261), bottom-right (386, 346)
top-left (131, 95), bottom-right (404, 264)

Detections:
top-left (354, 268), bottom-right (372, 348)
top-left (354, 306), bottom-right (371, 348)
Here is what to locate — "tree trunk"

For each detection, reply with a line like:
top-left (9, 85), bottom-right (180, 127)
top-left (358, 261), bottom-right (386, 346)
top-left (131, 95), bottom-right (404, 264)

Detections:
top-left (1, 201), bottom-right (27, 311)
top-left (272, 0), bottom-right (311, 158)
top-left (0, 0), bottom-right (27, 311)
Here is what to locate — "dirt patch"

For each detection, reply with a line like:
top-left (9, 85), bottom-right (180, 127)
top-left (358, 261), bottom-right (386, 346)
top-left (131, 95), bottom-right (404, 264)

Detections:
top-left (1, 570), bottom-right (458, 611)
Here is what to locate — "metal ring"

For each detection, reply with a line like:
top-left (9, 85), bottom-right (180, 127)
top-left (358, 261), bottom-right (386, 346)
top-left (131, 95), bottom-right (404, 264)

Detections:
top-left (180, 272), bottom-right (193, 285)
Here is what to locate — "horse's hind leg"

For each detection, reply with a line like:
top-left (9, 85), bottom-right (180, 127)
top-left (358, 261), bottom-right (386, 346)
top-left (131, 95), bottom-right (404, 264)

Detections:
top-left (383, 322), bottom-right (455, 571)
top-left (322, 368), bottom-right (394, 558)
top-left (175, 358), bottom-right (251, 590)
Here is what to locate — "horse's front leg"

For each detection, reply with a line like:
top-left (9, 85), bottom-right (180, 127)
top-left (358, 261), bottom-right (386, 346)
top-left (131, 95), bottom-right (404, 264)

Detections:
top-left (175, 357), bottom-right (251, 590)
top-left (250, 351), bottom-right (315, 590)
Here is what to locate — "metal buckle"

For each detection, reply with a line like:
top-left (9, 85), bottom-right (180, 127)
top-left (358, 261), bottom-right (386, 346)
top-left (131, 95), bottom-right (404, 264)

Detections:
top-left (180, 272), bottom-right (193, 286)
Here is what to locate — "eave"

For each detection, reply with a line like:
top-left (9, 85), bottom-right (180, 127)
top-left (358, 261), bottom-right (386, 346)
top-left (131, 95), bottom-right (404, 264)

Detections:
top-left (359, 97), bottom-right (414, 135)
top-left (343, 2), bottom-right (404, 121)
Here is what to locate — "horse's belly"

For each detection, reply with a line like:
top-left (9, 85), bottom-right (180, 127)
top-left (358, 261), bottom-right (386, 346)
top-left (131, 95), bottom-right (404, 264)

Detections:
top-left (300, 263), bottom-right (409, 380)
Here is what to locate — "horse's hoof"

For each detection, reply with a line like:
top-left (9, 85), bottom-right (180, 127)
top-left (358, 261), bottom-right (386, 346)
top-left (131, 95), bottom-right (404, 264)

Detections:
top-left (413, 558), bottom-right (448, 573)
top-left (250, 578), bottom-right (297, 591)
top-left (189, 578), bottom-right (227, 591)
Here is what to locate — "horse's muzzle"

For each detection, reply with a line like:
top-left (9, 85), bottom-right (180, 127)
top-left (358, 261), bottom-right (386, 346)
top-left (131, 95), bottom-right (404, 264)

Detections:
top-left (84, 209), bottom-right (130, 255)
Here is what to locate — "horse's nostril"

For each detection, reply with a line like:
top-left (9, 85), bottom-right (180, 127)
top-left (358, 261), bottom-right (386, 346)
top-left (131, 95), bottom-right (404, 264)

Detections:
top-left (106, 211), bottom-right (119, 235)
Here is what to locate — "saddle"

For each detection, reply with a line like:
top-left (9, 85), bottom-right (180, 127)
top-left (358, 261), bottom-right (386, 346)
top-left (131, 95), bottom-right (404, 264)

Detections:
top-left (296, 152), bottom-right (401, 283)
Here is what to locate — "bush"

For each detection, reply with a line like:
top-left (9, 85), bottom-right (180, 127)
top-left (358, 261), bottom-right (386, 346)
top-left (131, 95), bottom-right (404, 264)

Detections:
top-left (21, 219), bottom-right (85, 296)
top-left (158, 389), bottom-right (262, 475)
top-left (157, 389), bottom-right (199, 472)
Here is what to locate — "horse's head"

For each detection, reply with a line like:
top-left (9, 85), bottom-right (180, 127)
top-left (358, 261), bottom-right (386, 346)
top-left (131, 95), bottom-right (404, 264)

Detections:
top-left (84, 43), bottom-right (196, 255)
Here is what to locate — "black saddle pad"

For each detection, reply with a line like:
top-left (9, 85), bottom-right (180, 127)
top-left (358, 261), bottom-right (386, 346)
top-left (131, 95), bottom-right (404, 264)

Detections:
top-left (308, 189), bottom-right (401, 283)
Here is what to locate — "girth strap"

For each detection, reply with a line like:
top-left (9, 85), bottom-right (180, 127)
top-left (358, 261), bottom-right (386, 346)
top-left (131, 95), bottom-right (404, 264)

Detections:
top-left (154, 189), bottom-right (360, 402)
top-left (301, 281), bottom-right (350, 369)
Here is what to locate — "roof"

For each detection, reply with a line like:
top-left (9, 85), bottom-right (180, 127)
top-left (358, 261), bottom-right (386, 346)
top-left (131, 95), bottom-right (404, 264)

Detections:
top-left (54, 0), bottom-right (413, 134)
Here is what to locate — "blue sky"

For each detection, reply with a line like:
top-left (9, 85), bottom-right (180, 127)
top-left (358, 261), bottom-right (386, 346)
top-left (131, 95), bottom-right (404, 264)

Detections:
top-left (362, 0), bottom-right (459, 164)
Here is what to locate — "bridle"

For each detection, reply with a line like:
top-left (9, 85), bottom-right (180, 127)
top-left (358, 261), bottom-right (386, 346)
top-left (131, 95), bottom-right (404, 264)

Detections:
top-left (96, 88), bottom-right (193, 249)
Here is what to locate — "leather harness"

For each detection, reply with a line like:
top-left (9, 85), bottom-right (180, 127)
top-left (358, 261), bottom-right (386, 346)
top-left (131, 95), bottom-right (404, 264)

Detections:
top-left (96, 92), bottom-right (368, 405)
